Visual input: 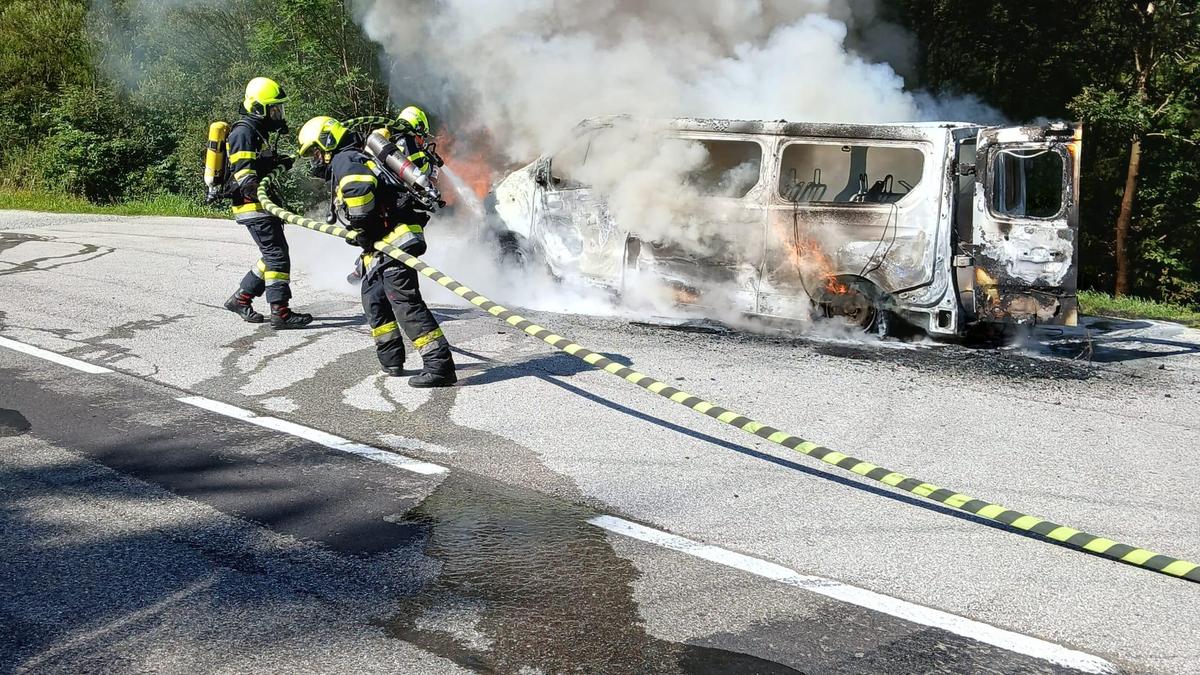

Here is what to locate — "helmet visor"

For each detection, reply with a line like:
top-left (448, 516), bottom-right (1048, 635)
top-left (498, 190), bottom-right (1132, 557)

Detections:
top-left (267, 103), bottom-right (286, 121)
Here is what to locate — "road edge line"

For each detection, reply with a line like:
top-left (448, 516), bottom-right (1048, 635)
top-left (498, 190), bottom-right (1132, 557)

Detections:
top-left (177, 395), bottom-right (448, 476)
top-left (0, 336), bottom-right (112, 374)
top-left (589, 515), bottom-right (1117, 675)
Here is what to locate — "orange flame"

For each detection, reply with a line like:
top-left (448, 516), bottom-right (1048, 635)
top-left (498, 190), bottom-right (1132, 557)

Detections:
top-left (768, 219), bottom-right (850, 297)
top-left (434, 132), bottom-right (494, 205)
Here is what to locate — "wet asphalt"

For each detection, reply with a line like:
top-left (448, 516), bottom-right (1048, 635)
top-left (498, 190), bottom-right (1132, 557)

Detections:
top-left (0, 353), bottom-right (1089, 673)
top-left (1, 212), bottom-right (1199, 672)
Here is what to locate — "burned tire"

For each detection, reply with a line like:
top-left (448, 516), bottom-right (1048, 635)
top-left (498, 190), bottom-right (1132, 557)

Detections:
top-left (497, 231), bottom-right (529, 267)
top-left (812, 276), bottom-right (891, 335)
top-left (496, 231), bottom-right (557, 281)
top-left (818, 292), bottom-right (877, 330)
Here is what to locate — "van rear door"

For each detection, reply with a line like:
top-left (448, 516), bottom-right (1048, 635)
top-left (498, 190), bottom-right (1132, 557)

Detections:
top-left (971, 123), bottom-right (1081, 326)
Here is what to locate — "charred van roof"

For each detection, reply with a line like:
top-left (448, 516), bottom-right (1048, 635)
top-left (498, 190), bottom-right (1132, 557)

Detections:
top-left (576, 115), bottom-right (984, 141)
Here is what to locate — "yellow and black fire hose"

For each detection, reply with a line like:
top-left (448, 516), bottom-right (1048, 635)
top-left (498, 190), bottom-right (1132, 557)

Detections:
top-left (257, 165), bottom-right (1198, 585)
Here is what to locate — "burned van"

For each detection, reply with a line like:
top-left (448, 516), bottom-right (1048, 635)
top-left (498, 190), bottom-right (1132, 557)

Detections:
top-left (490, 117), bottom-right (1081, 337)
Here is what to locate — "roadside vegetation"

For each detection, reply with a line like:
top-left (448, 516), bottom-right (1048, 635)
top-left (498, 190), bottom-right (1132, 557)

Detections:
top-left (0, 190), bottom-right (223, 219)
top-left (1078, 290), bottom-right (1200, 329)
top-left (1, 0), bottom-right (1196, 317)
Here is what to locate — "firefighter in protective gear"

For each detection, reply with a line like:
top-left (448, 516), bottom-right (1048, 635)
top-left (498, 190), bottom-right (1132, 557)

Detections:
top-left (345, 105), bottom-right (440, 286)
top-left (398, 105), bottom-right (430, 136)
top-left (221, 77), bottom-right (313, 329)
top-left (396, 106), bottom-right (437, 187)
top-left (298, 116), bottom-right (456, 387)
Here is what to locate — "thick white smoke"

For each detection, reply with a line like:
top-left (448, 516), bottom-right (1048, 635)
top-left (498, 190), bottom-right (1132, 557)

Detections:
top-left (354, 0), bottom-right (937, 160)
top-left (350, 0), bottom-right (996, 328)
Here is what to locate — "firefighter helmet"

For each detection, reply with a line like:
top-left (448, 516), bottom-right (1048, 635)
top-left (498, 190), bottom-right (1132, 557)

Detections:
top-left (243, 77), bottom-right (288, 117)
top-left (398, 106), bottom-right (430, 135)
top-left (297, 116), bottom-right (348, 157)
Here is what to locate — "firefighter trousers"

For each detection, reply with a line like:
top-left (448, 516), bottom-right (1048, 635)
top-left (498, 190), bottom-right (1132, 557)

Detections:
top-left (362, 259), bottom-right (454, 376)
top-left (237, 214), bottom-right (292, 305)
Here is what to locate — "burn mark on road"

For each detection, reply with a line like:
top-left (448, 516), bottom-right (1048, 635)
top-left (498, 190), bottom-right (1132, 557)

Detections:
top-left (815, 341), bottom-right (1095, 381)
top-left (0, 408), bottom-right (31, 437)
top-left (0, 231), bottom-right (115, 276)
top-left (631, 319), bottom-right (1099, 382)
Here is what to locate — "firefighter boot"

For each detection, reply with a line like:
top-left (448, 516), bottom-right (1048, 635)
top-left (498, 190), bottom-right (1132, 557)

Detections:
top-left (269, 303), bottom-right (313, 329)
top-left (382, 366), bottom-right (406, 377)
top-left (407, 370), bottom-right (457, 388)
top-left (224, 292), bottom-right (265, 323)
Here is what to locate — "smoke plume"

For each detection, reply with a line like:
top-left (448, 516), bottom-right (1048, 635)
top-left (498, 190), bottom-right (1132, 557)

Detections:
top-left (354, 0), bottom-right (945, 160)
top-left (348, 1), bottom-right (997, 327)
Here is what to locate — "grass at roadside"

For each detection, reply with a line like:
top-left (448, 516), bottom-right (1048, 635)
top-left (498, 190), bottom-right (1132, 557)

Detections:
top-left (1079, 289), bottom-right (1200, 328)
top-left (0, 190), bottom-right (224, 219)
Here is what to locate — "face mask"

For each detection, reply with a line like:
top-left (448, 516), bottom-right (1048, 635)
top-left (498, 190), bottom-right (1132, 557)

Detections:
top-left (308, 157), bottom-right (330, 180)
top-left (261, 105), bottom-right (287, 133)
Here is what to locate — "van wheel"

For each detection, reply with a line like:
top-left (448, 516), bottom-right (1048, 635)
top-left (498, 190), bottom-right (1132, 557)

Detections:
top-left (811, 276), bottom-right (897, 333)
top-left (497, 232), bottom-right (529, 267)
top-left (813, 277), bottom-right (884, 333)
top-left (496, 231), bottom-right (557, 281)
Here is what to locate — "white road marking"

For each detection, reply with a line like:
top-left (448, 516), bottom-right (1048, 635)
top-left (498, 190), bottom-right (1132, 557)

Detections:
top-left (0, 336), bottom-right (112, 374)
top-left (17, 577), bottom-right (218, 672)
top-left (589, 515), bottom-right (1117, 675)
top-left (177, 395), bottom-right (448, 475)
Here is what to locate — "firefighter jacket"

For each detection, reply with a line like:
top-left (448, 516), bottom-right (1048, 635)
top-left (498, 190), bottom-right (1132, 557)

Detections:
top-left (330, 145), bottom-right (428, 257)
top-left (226, 115), bottom-right (283, 221)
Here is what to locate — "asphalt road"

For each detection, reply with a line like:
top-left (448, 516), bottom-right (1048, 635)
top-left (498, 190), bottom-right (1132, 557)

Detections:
top-left (1, 211), bottom-right (1198, 674)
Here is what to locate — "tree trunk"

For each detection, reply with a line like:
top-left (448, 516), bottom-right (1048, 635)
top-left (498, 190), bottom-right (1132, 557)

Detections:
top-left (1115, 0), bottom-right (1155, 297)
top-left (1114, 135), bottom-right (1142, 297)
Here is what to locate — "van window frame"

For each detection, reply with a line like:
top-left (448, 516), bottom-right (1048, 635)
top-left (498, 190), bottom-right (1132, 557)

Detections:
top-left (671, 133), bottom-right (767, 202)
top-left (982, 143), bottom-right (1071, 222)
top-left (772, 138), bottom-right (931, 209)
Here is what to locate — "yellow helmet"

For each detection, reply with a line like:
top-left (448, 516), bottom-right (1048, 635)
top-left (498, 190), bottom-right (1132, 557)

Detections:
top-left (243, 77), bottom-right (288, 117)
top-left (398, 106), bottom-right (430, 135)
top-left (297, 116), bottom-right (348, 157)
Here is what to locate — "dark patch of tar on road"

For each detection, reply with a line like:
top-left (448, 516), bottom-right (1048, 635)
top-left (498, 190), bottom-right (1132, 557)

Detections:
top-left (0, 231), bottom-right (115, 276)
top-left (378, 473), bottom-right (802, 675)
top-left (689, 616), bottom-right (1080, 675)
top-left (0, 409), bottom-right (31, 437)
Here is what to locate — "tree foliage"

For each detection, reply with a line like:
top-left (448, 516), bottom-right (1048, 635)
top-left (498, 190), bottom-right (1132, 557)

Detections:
top-left (0, 0), bottom-right (390, 205)
top-left (894, 0), bottom-right (1200, 306)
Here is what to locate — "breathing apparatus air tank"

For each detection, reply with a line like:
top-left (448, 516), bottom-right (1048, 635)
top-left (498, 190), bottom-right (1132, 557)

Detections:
top-left (204, 121), bottom-right (230, 202)
top-left (363, 130), bottom-right (441, 209)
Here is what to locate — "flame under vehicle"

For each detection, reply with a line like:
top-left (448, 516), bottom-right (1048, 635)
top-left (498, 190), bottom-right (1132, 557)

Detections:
top-left (490, 117), bottom-right (1082, 337)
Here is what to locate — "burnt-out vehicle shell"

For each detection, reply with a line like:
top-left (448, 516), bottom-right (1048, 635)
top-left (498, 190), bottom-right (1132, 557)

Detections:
top-left (491, 117), bottom-right (1082, 336)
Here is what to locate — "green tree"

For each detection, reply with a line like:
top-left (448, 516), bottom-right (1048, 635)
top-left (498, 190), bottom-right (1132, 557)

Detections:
top-left (0, 0), bottom-right (93, 186)
top-left (1068, 1), bottom-right (1199, 299)
top-left (894, 0), bottom-right (1200, 307)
